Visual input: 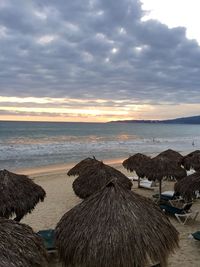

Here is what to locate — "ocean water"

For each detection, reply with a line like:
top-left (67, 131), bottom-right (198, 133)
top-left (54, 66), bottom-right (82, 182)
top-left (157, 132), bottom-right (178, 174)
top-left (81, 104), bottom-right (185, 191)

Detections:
top-left (0, 121), bottom-right (200, 170)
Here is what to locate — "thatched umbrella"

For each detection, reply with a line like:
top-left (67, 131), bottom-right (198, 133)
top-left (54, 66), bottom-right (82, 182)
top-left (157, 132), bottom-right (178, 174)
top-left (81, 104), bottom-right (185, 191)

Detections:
top-left (0, 169), bottom-right (46, 221)
top-left (144, 157), bottom-right (187, 199)
top-left (73, 162), bottom-right (132, 199)
top-left (67, 157), bottom-right (100, 176)
top-left (156, 149), bottom-right (183, 166)
top-left (181, 150), bottom-right (200, 171)
top-left (174, 172), bottom-right (200, 200)
top-left (56, 179), bottom-right (179, 267)
top-left (0, 218), bottom-right (48, 267)
top-left (122, 153), bottom-right (151, 187)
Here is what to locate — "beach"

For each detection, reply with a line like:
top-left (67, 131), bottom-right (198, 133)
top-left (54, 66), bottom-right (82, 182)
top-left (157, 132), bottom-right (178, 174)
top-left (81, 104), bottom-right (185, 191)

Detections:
top-left (16, 160), bottom-right (200, 267)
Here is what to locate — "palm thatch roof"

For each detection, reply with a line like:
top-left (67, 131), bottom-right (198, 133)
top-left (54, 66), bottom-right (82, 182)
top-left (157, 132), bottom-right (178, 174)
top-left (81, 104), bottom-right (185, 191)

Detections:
top-left (174, 172), bottom-right (200, 200)
top-left (144, 157), bottom-right (186, 198)
top-left (122, 153), bottom-right (151, 177)
top-left (0, 169), bottom-right (46, 221)
top-left (72, 162), bottom-right (132, 199)
top-left (0, 218), bottom-right (48, 267)
top-left (156, 149), bottom-right (183, 165)
top-left (144, 157), bottom-right (186, 181)
top-left (181, 150), bottom-right (200, 171)
top-left (67, 157), bottom-right (100, 176)
top-left (56, 179), bottom-right (179, 267)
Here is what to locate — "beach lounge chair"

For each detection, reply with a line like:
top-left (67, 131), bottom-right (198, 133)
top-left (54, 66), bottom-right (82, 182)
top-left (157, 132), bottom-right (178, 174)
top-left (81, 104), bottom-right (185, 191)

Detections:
top-left (160, 202), bottom-right (199, 225)
top-left (191, 231), bottom-right (200, 241)
top-left (128, 176), bottom-right (139, 181)
top-left (37, 229), bottom-right (56, 253)
top-left (153, 191), bottom-right (180, 202)
top-left (139, 179), bottom-right (157, 190)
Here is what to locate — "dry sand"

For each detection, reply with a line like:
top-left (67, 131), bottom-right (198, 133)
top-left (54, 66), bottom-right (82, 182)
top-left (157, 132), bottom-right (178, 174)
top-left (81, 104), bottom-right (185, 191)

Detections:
top-left (17, 160), bottom-right (200, 267)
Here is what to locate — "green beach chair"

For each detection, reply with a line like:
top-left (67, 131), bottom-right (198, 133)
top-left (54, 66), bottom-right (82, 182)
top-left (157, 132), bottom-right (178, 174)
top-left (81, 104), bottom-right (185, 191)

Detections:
top-left (37, 229), bottom-right (56, 253)
top-left (191, 231), bottom-right (200, 241)
top-left (160, 202), bottom-right (199, 225)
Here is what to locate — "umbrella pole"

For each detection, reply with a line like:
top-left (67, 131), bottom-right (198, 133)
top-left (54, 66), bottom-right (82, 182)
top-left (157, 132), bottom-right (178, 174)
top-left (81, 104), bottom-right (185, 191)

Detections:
top-left (14, 213), bottom-right (24, 222)
top-left (138, 176), bottom-right (140, 188)
top-left (159, 180), bottom-right (162, 200)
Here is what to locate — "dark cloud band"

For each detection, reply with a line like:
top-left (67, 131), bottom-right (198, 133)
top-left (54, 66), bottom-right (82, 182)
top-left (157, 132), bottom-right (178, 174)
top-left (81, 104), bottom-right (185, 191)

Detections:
top-left (0, 0), bottom-right (200, 105)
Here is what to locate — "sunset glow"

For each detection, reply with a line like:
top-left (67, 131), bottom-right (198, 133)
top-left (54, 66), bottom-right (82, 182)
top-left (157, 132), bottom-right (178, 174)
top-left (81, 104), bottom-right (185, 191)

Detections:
top-left (0, 96), bottom-right (145, 122)
top-left (1, 96), bottom-right (200, 122)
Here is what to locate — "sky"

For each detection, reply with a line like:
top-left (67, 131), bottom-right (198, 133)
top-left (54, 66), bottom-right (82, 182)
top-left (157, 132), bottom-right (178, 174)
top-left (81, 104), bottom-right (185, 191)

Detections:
top-left (0, 0), bottom-right (200, 122)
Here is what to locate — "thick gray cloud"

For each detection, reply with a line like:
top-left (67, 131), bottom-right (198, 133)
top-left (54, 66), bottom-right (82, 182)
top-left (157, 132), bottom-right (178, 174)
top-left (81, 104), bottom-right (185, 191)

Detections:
top-left (0, 0), bottom-right (200, 104)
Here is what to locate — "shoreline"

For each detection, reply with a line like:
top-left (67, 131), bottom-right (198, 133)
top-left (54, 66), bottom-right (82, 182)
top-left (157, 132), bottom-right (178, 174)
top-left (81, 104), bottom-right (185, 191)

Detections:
top-left (14, 157), bottom-right (125, 177)
top-left (13, 149), bottom-right (194, 177)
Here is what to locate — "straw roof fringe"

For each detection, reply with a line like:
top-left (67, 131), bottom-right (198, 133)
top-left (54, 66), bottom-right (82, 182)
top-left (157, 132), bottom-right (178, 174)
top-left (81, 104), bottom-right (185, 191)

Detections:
top-left (122, 153), bottom-right (151, 177)
top-left (144, 157), bottom-right (186, 181)
top-left (0, 169), bottom-right (46, 220)
top-left (67, 157), bottom-right (100, 176)
top-left (181, 150), bottom-right (200, 171)
top-left (0, 218), bottom-right (48, 267)
top-left (73, 164), bottom-right (132, 199)
top-left (175, 172), bottom-right (200, 200)
top-left (56, 180), bottom-right (179, 267)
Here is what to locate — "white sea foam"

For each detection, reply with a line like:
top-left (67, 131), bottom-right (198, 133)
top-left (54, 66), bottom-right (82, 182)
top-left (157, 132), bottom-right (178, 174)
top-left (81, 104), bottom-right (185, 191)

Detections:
top-left (0, 121), bottom-right (200, 169)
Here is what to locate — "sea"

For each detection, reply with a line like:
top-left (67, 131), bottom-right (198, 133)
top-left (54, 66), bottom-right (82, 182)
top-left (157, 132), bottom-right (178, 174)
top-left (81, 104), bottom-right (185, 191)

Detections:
top-left (0, 121), bottom-right (200, 170)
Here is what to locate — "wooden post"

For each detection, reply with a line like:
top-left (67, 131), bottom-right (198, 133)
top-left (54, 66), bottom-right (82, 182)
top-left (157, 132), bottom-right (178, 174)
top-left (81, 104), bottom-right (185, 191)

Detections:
top-left (159, 180), bottom-right (162, 200)
top-left (138, 176), bottom-right (140, 188)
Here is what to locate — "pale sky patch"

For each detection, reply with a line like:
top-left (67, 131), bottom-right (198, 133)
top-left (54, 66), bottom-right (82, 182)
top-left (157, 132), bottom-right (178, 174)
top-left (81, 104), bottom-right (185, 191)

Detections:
top-left (37, 35), bottom-right (57, 45)
top-left (0, 25), bottom-right (7, 38)
top-left (64, 22), bottom-right (79, 32)
top-left (34, 10), bottom-right (47, 20)
top-left (111, 47), bottom-right (118, 54)
top-left (141, 0), bottom-right (200, 43)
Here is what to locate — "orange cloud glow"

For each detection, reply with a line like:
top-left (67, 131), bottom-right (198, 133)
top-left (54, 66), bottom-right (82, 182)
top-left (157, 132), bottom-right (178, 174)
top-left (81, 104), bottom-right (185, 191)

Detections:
top-left (0, 96), bottom-right (200, 122)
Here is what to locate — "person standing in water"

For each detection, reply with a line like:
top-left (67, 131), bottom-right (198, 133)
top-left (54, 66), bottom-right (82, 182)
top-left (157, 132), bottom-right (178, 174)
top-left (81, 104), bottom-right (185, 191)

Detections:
top-left (192, 140), bottom-right (195, 147)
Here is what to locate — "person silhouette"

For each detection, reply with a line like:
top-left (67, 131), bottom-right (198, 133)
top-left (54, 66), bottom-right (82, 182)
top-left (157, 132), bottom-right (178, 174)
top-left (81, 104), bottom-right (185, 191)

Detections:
top-left (192, 140), bottom-right (195, 147)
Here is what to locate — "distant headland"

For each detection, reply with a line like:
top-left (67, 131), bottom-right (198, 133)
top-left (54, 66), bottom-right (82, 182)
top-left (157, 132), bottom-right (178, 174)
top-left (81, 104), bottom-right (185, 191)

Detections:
top-left (109, 115), bottom-right (200, 124)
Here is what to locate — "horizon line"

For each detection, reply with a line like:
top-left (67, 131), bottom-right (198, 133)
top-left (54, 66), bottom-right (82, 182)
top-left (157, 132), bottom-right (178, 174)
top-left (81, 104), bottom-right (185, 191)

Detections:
top-left (0, 119), bottom-right (108, 124)
top-left (0, 114), bottom-right (200, 124)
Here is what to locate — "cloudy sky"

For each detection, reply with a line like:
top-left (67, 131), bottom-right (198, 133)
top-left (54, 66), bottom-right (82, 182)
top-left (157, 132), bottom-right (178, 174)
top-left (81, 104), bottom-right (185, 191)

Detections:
top-left (1, 0), bottom-right (200, 122)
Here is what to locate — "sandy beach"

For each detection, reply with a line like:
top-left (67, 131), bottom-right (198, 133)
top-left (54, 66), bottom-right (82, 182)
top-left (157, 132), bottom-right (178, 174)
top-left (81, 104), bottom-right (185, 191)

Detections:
top-left (17, 160), bottom-right (200, 267)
